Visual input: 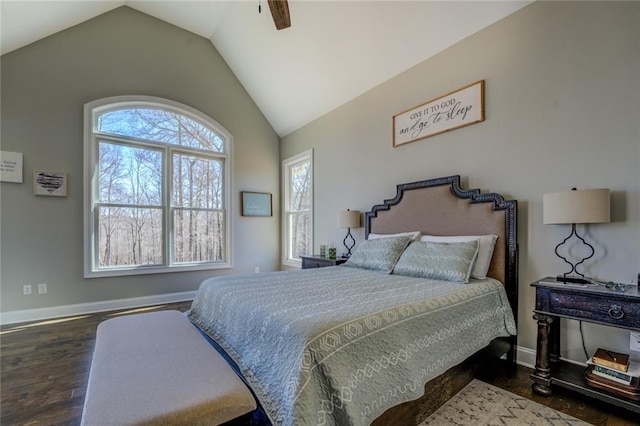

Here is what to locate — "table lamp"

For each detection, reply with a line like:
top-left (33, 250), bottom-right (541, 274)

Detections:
top-left (543, 188), bottom-right (610, 284)
top-left (337, 209), bottom-right (360, 258)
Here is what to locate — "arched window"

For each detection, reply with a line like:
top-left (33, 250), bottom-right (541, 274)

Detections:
top-left (84, 96), bottom-right (231, 277)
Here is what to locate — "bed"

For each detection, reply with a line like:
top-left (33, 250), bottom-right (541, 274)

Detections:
top-left (187, 175), bottom-right (518, 426)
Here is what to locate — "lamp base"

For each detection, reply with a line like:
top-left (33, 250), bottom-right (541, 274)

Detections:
top-left (556, 275), bottom-right (591, 285)
top-left (553, 222), bottom-right (596, 286)
top-left (343, 228), bottom-right (356, 258)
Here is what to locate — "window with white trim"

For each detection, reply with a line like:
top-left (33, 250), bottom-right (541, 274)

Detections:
top-left (282, 149), bottom-right (313, 267)
top-left (84, 96), bottom-right (231, 277)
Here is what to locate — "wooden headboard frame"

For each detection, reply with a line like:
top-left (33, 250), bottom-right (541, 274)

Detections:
top-left (365, 175), bottom-right (518, 319)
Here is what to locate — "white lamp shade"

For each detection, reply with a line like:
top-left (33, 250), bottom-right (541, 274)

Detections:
top-left (337, 210), bottom-right (360, 228)
top-left (543, 188), bottom-right (610, 225)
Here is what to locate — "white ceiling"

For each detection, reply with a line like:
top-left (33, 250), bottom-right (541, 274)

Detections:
top-left (0, 0), bottom-right (530, 136)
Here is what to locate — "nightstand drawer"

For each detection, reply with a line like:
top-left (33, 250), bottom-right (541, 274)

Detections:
top-left (548, 291), bottom-right (640, 329)
top-left (302, 258), bottom-right (332, 269)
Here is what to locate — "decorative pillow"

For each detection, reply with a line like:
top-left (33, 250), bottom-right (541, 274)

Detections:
top-left (392, 240), bottom-right (479, 283)
top-left (367, 231), bottom-right (421, 242)
top-left (419, 234), bottom-right (498, 279)
top-left (344, 235), bottom-right (412, 274)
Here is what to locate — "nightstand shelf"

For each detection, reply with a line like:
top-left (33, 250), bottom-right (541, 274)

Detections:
top-left (300, 255), bottom-right (347, 269)
top-left (550, 360), bottom-right (640, 413)
top-left (531, 277), bottom-right (640, 414)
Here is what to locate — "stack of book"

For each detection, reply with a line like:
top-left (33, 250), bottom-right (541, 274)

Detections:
top-left (585, 348), bottom-right (640, 401)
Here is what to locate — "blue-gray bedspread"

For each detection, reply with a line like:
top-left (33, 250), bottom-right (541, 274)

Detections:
top-left (187, 266), bottom-right (516, 426)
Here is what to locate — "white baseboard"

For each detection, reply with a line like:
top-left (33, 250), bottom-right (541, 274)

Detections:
top-left (515, 345), bottom-right (588, 371)
top-left (0, 291), bottom-right (196, 325)
top-left (516, 345), bottom-right (537, 369)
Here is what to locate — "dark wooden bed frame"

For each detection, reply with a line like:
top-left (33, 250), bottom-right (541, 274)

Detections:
top-left (366, 175), bottom-right (518, 425)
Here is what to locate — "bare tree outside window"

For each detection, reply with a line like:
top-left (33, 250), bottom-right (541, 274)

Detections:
top-left (98, 142), bottom-right (162, 267)
top-left (289, 162), bottom-right (311, 259)
top-left (88, 100), bottom-right (229, 275)
top-left (283, 150), bottom-right (313, 265)
top-left (172, 153), bottom-right (224, 263)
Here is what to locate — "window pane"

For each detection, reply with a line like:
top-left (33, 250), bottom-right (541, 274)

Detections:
top-left (99, 142), bottom-right (162, 205)
top-left (98, 206), bottom-right (162, 267)
top-left (174, 210), bottom-right (224, 263)
top-left (289, 161), bottom-right (311, 212)
top-left (172, 153), bottom-right (223, 209)
top-left (97, 108), bottom-right (224, 152)
top-left (289, 212), bottom-right (311, 259)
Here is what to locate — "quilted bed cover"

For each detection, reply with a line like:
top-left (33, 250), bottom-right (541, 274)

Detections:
top-left (187, 266), bottom-right (516, 426)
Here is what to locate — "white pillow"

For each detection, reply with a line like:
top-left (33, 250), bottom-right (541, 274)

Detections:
top-left (419, 234), bottom-right (498, 279)
top-left (368, 231), bottom-right (421, 242)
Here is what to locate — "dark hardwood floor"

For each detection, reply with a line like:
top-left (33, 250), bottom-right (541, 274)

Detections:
top-left (1, 301), bottom-right (638, 426)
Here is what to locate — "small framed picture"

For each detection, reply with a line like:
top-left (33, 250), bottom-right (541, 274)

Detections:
top-left (241, 191), bottom-right (272, 217)
top-left (0, 151), bottom-right (24, 183)
top-left (34, 171), bottom-right (67, 196)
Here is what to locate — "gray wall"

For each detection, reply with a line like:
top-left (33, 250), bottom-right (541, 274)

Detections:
top-left (1, 7), bottom-right (280, 313)
top-left (281, 1), bottom-right (640, 362)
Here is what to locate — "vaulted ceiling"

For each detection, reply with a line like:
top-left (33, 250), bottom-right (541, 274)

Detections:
top-left (0, 1), bottom-right (530, 136)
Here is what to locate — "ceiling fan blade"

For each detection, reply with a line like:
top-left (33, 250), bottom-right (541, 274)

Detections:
top-left (268, 0), bottom-right (291, 30)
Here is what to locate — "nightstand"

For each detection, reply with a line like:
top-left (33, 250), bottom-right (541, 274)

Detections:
top-left (531, 277), bottom-right (640, 413)
top-left (300, 255), bottom-right (347, 269)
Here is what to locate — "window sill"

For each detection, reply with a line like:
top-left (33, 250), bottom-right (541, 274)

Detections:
top-left (84, 262), bottom-right (232, 278)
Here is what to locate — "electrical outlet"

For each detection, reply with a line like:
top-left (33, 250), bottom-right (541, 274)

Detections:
top-left (254, 266), bottom-right (260, 274)
top-left (23, 285), bottom-right (32, 295)
top-left (631, 331), bottom-right (640, 352)
top-left (37, 283), bottom-right (48, 294)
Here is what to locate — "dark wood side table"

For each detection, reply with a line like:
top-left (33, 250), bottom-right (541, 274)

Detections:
top-left (531, 277), bottom-right (640, 413)
top-left (300, 255), bottom-right (347, 269)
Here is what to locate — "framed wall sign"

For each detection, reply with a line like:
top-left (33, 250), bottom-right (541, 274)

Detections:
top-left (34, 171), bottom-right (67, 196)
top-left (393, 80), bottom-right (485, 147)
top-left (0, 151), bottom-right (23, 183)
top-left (241, 191), bottom-right (272, 216)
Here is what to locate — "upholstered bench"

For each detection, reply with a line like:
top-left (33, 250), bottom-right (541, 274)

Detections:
top-left (81, 310), bottom-right (256, 425)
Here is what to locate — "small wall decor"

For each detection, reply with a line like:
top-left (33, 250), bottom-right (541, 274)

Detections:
top-left (34, 171), bottom-right (67, 196)
top-left (0, 151), bottom-right (24, 183)
top-left (393, 80), bottom-right (485, 147)
top-left (241, 191), bottom-right (272, 216)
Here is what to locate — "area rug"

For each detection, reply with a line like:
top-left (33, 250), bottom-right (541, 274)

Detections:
top-left (421, 379), bottom-right (589, 425)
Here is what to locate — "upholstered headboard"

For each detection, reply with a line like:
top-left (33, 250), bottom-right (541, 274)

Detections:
top-left (365, 175), bottom-right (518, 308)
